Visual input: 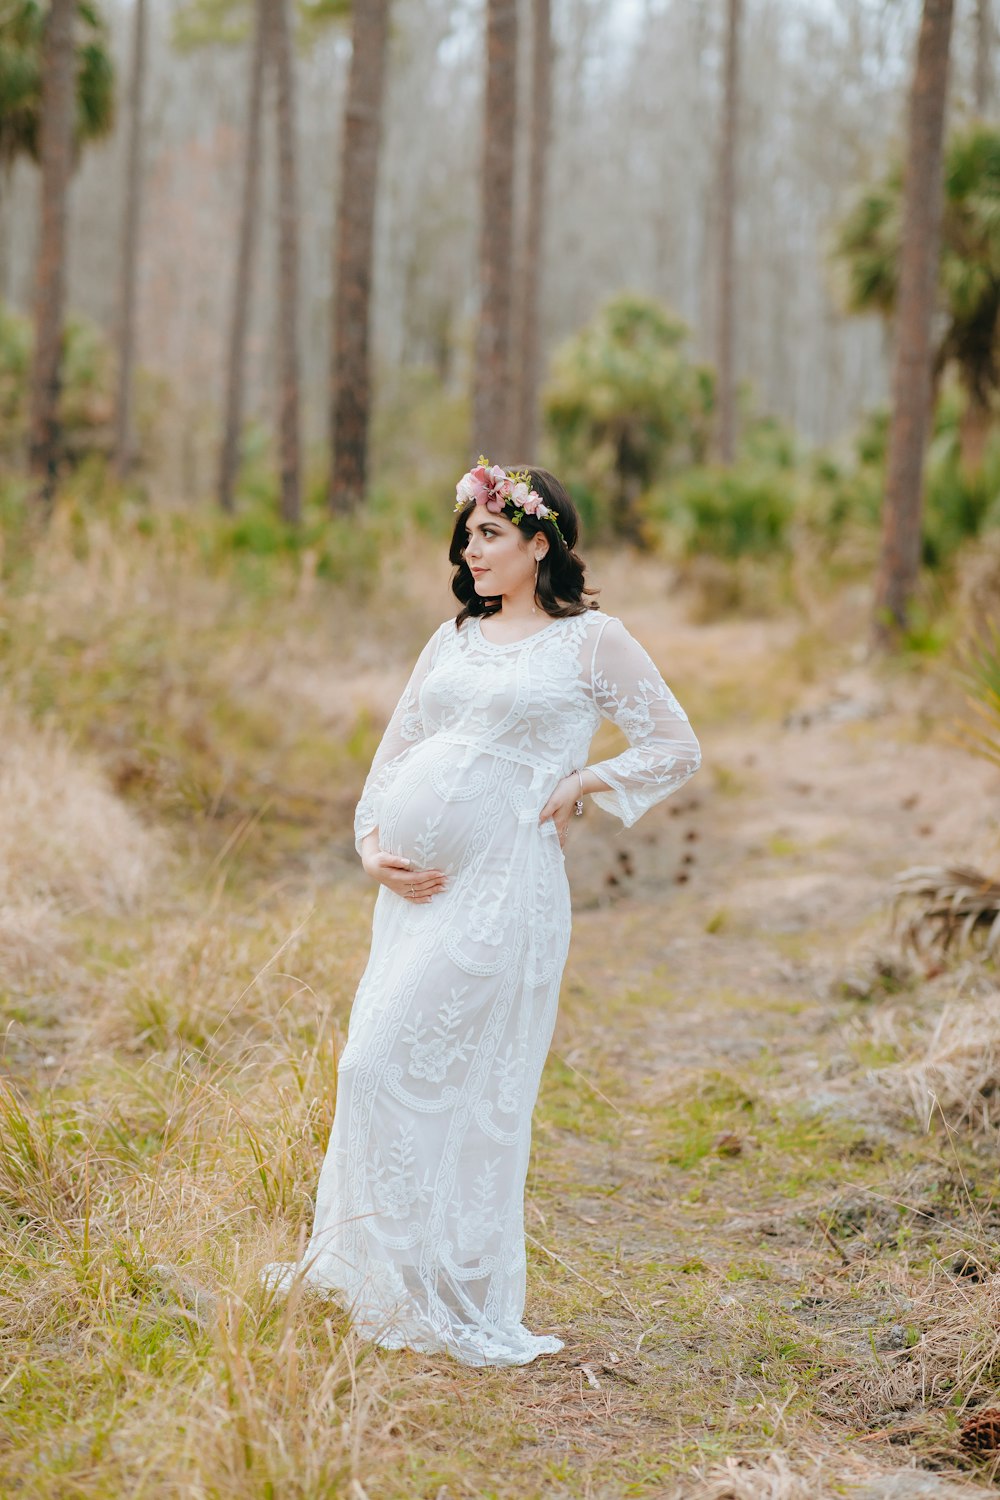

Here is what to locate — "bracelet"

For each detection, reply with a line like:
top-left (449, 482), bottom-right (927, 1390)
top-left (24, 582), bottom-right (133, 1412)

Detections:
top-left (573, 768), bottom-right (585, 817)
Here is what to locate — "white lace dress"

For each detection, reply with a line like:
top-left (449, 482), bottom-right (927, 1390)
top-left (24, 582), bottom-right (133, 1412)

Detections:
top-left (264, 608), bottom-right (701, 1366)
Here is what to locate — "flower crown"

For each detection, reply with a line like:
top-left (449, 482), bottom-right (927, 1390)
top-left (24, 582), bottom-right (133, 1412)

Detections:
top-left (454, 456), bottom-right (564, 541)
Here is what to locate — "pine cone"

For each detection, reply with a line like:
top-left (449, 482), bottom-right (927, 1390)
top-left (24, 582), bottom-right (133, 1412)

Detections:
top-left (959, 1408), bottom-right (1000, 1452)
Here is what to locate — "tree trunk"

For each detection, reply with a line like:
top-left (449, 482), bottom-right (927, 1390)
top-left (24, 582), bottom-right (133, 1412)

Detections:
top-left (329, 0), bottom-right (390, 514)
top-left (472, 0), bottom-right (518, 462)
top-left (28, 0), bottom-right (76, 508)
top-left (218, 0), bottom-right (267, 515)
top-left (975, 0), bottom-right (992, 114)
top-left (873, 0), bottom-right (954, 647)
top-left (114, 0), bottom-right (148, 482)
top-left (268, 0), bottom-right (302, 525)
top-left (715, 0), bottom-right (741, 465)
top-left (511, 0), bottom-right (552, 461)
top-left (0, 168), bottom-right (13, 308)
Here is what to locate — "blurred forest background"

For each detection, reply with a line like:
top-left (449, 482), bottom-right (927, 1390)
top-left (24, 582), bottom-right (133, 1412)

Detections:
top-left (9, 0), bottom-right (1000, 1496)
top-left (6, 0), bottom-right (1000, 637)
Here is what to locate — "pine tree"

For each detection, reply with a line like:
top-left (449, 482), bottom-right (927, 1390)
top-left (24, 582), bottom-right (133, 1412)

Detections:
top-left (329, 0), bottom-right (389, 513)
top-left (873, 0), bottom-right (955, 645)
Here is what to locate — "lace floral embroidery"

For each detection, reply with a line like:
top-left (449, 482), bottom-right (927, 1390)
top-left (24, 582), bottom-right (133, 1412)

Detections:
top-left (453, 1158), bottom-right (504, 1256)
top-left (404, 989), bottom-right (475, 1083)
top-left (370, 1124), bottom-right (431, 1221)
top-left (493, 1044), bottom-right (525, 1114)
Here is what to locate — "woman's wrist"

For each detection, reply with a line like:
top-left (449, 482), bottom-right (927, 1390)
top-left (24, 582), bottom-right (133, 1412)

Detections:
top-left (569, 767), bottom-right (611, 798)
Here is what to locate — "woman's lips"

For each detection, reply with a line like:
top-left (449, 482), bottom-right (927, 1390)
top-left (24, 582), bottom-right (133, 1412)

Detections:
top-left (470, 567), bottom-right (488, 576)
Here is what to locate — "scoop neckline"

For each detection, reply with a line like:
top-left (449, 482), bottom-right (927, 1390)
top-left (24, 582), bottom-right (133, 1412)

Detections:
top-left (472, 613), bottom-right (567, 650)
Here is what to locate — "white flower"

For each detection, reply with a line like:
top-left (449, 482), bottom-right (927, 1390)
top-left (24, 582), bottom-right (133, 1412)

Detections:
top-left (409, 1038), bottom-right (452, 1083)
top-left (616, 705), bottom-right (654, 739)
top-left (468, 903), bottom-right (505, 945)
top-left (374, 1177), bottom-right (417, 1220)
top-left (456, 1208), bottom-right (499, 1255)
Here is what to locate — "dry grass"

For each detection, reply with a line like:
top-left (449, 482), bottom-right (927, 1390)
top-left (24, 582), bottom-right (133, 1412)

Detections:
top-left (870, 992), bottom-right (1000, 1134)
top-left (677, 1453), bottom-right (822, 1500)
top-left (3, 505), bottom-right (1000, 1495)
top-left (0, 698), bottom-right (165, 985)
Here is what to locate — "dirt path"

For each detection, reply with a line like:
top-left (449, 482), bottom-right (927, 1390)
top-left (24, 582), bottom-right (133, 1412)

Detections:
top-left (488, 607), bottom-right (1000, 1498)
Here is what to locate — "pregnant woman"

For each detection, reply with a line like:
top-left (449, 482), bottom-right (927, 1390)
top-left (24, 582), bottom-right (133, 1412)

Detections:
top-left (264, 461), bottom-right (701, 1366)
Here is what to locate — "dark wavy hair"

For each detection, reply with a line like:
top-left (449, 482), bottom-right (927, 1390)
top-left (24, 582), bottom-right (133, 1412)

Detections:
top-left (449, 465), bottom-right (600, 627)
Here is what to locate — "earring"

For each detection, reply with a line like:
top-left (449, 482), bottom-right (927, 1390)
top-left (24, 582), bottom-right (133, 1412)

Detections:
top-left (532, 556), bottom-right (539, 614)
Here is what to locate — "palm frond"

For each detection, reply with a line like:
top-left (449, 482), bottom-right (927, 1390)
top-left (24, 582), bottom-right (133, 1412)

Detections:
top-left (892, 864), bottom-right (1000, 956)
top-left (0, 0), bottom-right (113, 165)
top-left (957, 621), bottom-right (1000, 770)
top-left (838, 124), bottom-right (1000, 402)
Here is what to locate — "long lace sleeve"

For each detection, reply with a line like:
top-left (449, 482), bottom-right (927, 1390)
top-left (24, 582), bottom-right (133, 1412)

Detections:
top-left (587, 616), bottom-right (701, 829)
top-left (353, 623), bottom-right (445, 854)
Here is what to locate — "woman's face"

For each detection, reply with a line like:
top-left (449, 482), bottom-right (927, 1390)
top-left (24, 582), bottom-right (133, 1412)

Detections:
top-left (461, 508), bottom-right (547, 598)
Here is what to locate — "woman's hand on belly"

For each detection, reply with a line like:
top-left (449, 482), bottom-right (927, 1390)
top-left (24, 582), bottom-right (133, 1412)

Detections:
top-left (361, 848), bottom-right (449, 904)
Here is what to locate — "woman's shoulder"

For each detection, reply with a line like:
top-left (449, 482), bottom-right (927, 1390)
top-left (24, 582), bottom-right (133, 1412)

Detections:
top-left (433, 614), bottom-right (471, 650)
top-left (431, 613), bottom-right (470, 637)
top-left (438, 613), bottom-right (470, 638)
top-left (582, 611), bottom-right (660, 658)
top-left (578, 606), bottom-right (622, 636)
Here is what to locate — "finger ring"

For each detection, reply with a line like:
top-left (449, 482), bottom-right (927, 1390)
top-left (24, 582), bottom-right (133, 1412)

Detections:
top-left (408, 883), bottom-right (416, 897)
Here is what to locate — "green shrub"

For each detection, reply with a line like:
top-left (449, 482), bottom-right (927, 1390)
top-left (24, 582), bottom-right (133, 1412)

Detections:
top-left (199, 487), bottom-right (382, 595)
top-left (543, 292), bottom-right (714, 542)
top-left (0, 303), bottom-right (31, 457)
top-left (657, 464), bottom-right (795, 560)
top-left (0, 302), bottom-right (162, 472)
top-left (797, 458), bottom-right (881, 565)
top-left (796, 392), bottom-right (1000, 569)
top-left (369, 367), bottom-right (470, 537)
top-left (923, 413), bottom-right (1000, 568)
top-left (739, 413), bottom-right (798, 471)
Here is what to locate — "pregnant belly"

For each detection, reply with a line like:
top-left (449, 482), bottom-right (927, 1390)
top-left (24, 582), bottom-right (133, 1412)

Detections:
top-left (378, 740), bottom-right (491, 873)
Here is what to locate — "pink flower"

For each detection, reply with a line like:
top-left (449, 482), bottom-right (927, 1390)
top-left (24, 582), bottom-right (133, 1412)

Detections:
top-left (454, 458), bottom-right (564, 539)
top-left (456, 465), bottom-right (491, 508)
top-left (456, 459), bottom-right (560, 534)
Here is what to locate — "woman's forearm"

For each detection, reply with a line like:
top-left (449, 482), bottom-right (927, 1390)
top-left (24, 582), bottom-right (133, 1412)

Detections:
top-left (580, 767), bottom-right (611, 796)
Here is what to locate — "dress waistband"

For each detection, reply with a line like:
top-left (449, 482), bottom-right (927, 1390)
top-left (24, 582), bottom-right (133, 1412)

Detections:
top-left (433, 731), bottom-right (561, 778)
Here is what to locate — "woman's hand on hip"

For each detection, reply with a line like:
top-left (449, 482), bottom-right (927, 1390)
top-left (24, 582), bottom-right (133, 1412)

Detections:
top-left (538, 776), bottom-right (579, 845)
top-left (362, 850), bottom-right (448, 902)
